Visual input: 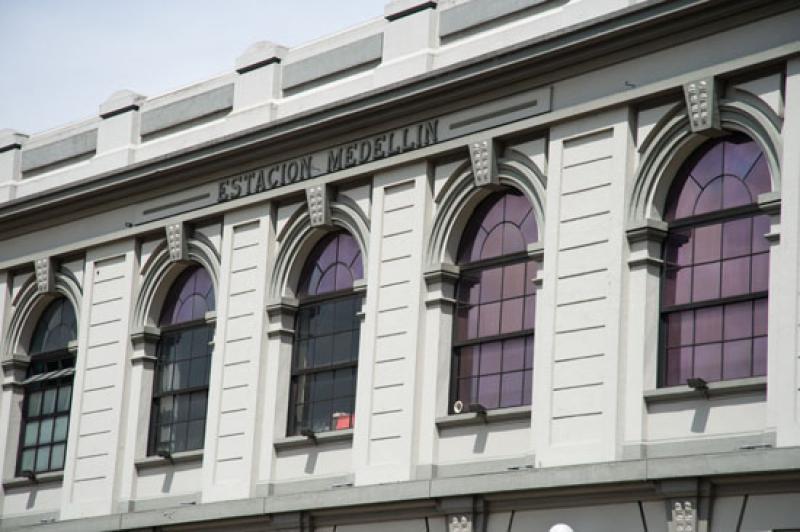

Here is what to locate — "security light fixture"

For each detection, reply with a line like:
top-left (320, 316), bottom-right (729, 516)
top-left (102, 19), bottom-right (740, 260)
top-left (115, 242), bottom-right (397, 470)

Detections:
top-left (300, 428), bottom-right (317, 443)
top-left (687, 377), bottom-right (710, 398)
top-left (453, 400), bottom-right (464, 414)
top-left (468, 403), bottom-right (488, 422)
top-left (156, 448), bottom-right (174, 464)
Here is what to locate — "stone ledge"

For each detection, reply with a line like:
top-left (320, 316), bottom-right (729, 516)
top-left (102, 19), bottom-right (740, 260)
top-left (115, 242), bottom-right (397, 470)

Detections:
top-left (134, 449), bottom-right (203, 471)
top-left (274, 429), bottom-right (354, 451)
top-left (2, 470), bottom-right (63, 489)
top-left (644, 376), bottom-right (767, 404)
top-left (436, 405), bottom-right (531, 429)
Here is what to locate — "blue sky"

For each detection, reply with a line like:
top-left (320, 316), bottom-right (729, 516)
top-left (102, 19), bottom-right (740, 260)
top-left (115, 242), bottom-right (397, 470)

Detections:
top-left (0, 0), bottom-right (386, 134)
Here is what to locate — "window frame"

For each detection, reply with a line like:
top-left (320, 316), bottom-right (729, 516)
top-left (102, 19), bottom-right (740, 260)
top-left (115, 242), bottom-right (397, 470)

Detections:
top-left (656, 135), bottom-right (772, 388)
top-left (146, 266), bottom-right (216, 457)
top-left (448, 189), bottom-right (540, 414)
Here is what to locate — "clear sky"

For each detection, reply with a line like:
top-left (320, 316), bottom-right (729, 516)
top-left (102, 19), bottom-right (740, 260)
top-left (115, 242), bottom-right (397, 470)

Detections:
top-left (0, 0), bottom-right (386, 135)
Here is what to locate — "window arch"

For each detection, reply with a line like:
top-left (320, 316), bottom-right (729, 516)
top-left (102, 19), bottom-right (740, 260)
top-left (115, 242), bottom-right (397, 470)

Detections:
top-left (149, 265), bottom-right (215, 455)
top-left (289, 231), bottom-right (363, 435)
top-left (18, 298), bottom-right (77, 475)
top-left (660, 133), bottom-right (770, 386)
top-left (452, 188), bottom-right (538, 412)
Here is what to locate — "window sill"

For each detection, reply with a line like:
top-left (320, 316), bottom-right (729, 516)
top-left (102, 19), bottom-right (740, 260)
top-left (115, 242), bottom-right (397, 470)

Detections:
top-left (644, 377), bottom-right (766, 404)
top-left (3, 471), bottom-right (63, 488)
top-left (274, 429), bottom-right (354, 451)
top-left (435, 405), bottom-right (531, 429)
top-left (134, 449), bottom-right (203, 471)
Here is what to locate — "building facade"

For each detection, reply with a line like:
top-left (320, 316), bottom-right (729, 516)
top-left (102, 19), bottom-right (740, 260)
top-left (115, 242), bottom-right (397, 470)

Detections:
top-left (1, 0), bottom-right (799, 530)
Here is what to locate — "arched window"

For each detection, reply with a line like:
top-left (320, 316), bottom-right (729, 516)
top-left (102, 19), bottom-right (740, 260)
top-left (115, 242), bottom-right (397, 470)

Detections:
top-left (452, 189), bottom-right (538, 412)
top-left (289, 231), bottom-right (363, 435)
top-left (149, 266), bottom-right (215, 455)
top-left (661, 133), bottom-right (771, 386)
top-left (18, 298), bottom-right (77, 475)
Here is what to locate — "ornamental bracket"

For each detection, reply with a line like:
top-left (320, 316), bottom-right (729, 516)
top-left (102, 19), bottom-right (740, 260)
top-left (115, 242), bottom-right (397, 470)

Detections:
top-left (306, 184), bottom-right (332, 227)
top-left (683, 77), bottom-right (722, 135)
top-left (469, 138), bottom-right (499, 187)
top-left (34, 257), bottom-right (55, 295)
top-left (165, 222), bottom-right (189, 263)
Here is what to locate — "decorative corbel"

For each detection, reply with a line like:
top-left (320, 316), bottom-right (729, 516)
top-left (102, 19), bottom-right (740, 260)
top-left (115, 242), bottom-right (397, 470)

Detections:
top-left (34, 257), bottom-right (55, 295)
top-left (469, 139), bottom-right (498, 187)
top-left (683, 77), bottom-right (721, 135)
top-left (306, 184), bottom-right (331, 227)
top-left (165, 222), bottom-right (189, 262)
top-left (670, 500), bottom-right (696, 532)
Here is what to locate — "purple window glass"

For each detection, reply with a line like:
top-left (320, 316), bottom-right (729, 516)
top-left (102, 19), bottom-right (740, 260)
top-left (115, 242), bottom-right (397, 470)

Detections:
top-left (452, 189), bottom-right (538, 412)
top-left (18, 298), bottom-right (77, 475)
top-left (290, 231), bottom-right (362, 435)
top-left (159, 266), bottom-right (216, 326)
top-left (151, 265), bottom-right (216, 455)
top-left (299, 232), bottom-right (363, 297)
top-left (660, 134), bottom-right (770, 386)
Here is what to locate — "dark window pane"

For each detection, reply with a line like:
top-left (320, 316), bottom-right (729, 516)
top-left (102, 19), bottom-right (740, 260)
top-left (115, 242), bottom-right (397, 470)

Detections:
top-left (722, 218), bottom-right (751, 259)
top-left (691, 142), bottom-right (723, 186)
top-left (186, 420), bottom-right (205, 450)
top-left (523, 295), bottom-right (536, 330)
top-left (20, 450), bottom-right (35, 473)
top-left (500, 372), bottom-right (524, 407)
top-left (692, 263), bottom-right (720, 302)
top-left (189, 356), bottom-right (210, 387)
top-left (314, 335), bottom-right (334, 368)
top-left (721, 257), bottom-right (750, 297)
top-left (501, 223), bottom-right (526, 255)
top-left (458, 346), bottom-right (479, 379)
top-left (50, 444), bottom-right (65, 471)
top-left (663, 267), bottom-right (691, 306)
top-left (332, 331), bottom-right (355, 364)
top-left (694, 224), bottom-right (721, 263)
top-left (753, 337), bottom-right (768, 375)
top-left (725, 138), bottom-right (761, 178)
top-left (27, 391), bottom-right (42, 417)
top-left (694, 306), bottom-right (722, 344)
top-left (502, 263), bottom-right (526, 299)
top-left (477, 302), bottom-right (501, 337)
top-left (694, 178), bottom-right (723, 216)
top-left (523, 370), bottom-right (533, 404)
top-left (189, 391), bottom-right (208, 420)
top-left (38, 418), bottom-right (54, 444)
top-left (744, 156), bottom-right (771, 198)
top-left (174, 361), bottom-right (191, 389)
top-left (502, 337), bottom-right (525, 372)
top-left (723, 339), bottom-right (752, 380)
top-left (457, 377), bottom-right (477, 405)
top-left (723, 302), bottom-right (752, 341)
top-left (722, 176), bottom-right (752, 209)
top-left (52, 415), bottom-right (69, 442)
top-left (479, 342), bottom-right (502, 375)
top-left (753, 299), bottom-right (768, 336)
top-left (666, 311), bottom-right (694, 347)
top-left (500, 298), bottom-right (524, 334)
top-left (694, 343), bottom-right (722, 382)
top-left (477, 375), bottom-right (500, 409)
top-left (668, 176), bottom-right (701, 221)
top-left (479, 267), bottom-right (502, 303)
top-left (751, 253), bottom-right (769, 293)
top-left (57, 385), bottom-right (72, 412)
top-left (35, 447), bottom-right (50, 472)
top-left (299, 232), bottom-right (363, 296)
top-left (313, 372), bottom-right (334, 402)
top-left (173, 422), bottom-right (189, 452)
top-left (29, 299), bottom-right (77, 355)
top-left (481, 226), bottom-right (504, 259)
top-left (160, 266), bottom-right (216, 326)
top-left (665, 229), bottom-right (693, 267)
top-left (24, 421), bottom-right (39, 446)
top-left (333, 368), bottom-right (355, 398)
top-left (751, 215), bottom-right (770, 253)
top-left (42, 388), bottom-right (57, 415)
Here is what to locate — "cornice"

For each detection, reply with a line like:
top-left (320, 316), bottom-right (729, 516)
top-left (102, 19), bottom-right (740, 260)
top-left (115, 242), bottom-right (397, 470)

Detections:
top-left (0, 0), bottom-right (794, 237)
